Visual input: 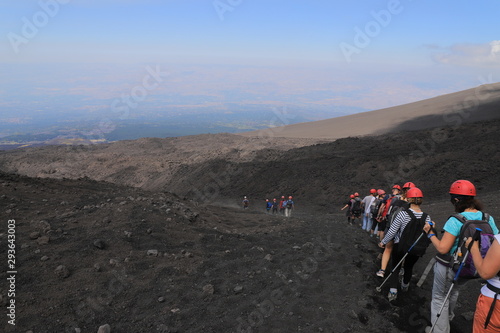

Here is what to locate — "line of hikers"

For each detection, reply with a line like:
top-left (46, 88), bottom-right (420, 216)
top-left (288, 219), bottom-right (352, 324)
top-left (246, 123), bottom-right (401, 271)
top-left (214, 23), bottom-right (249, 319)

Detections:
top-left (342, 180), bottom-right (499, 333)
top-left (242, 195), bottom-right (295, 217)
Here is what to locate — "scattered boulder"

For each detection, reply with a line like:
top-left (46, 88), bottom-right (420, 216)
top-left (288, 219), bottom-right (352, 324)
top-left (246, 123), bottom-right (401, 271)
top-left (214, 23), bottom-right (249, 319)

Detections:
top-left (147, 249), bottom-right (159, 257)
top-left (234, 285), bottom-right (243, 294)
top-left (37, 236), bottom-right (50, 245)
top-left (202, 284), bottom-right (215, 295)
top-left (54, 265), bottom-right (70, 279)
top-left (93, 239), bottom-right (106, 249)
top-left (461, 311), bottom-right (475, 321)
top-left (29, 231), bottom-right (40, 240)
top-left (97, 324), bottom-right (111, 333)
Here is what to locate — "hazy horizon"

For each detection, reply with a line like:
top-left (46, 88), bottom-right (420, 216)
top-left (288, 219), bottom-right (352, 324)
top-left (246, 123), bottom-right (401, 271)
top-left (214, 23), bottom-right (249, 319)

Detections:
top-left (1, 1), bottom-right (499, 142)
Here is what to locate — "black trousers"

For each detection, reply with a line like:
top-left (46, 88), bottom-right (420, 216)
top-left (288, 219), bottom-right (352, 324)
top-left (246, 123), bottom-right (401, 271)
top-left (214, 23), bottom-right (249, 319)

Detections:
top-left (389, 242), bottom-right (420, 289)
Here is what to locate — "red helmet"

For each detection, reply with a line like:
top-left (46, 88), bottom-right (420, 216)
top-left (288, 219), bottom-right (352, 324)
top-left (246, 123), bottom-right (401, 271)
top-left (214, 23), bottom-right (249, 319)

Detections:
top-left (392, 185), bottom-right (401, 190)
top-left (370, 189), bottom-right (377, 194)
top-left (406, 187), bottom-right (423, 198)
top-left (273, 198), bottom-right (277, 201)
top-left (403, 182), bottom-right (416, 189)
top-left (350, 194), bottom-right (355, 199)
top-left (266, 199), bottom-right (269, 201)
top-left (449, 180), bottom-right (476, 196)
top-left (281, 196), bottom-right (285, 199)
top-left (288, 196), bottom-right (292, 199)
top-left (377, 189), bottom-right (385, 195)
top-left (354, 192), bottom-right (359, 197)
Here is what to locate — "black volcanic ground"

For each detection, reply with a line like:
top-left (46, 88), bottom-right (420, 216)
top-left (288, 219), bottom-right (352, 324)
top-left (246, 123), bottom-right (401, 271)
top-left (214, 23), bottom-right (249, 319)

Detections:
top-left (1, 114), bottom-right (500, 332)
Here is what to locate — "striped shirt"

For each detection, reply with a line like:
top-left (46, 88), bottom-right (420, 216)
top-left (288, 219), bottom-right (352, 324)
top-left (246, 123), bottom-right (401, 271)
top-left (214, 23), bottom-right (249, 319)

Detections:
top-left (382, 208), bottom-right (431, 245)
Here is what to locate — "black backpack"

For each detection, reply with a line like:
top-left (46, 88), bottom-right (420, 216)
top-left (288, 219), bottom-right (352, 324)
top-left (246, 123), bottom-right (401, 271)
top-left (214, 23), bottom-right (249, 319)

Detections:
top-left (397, 209), bottom-right (430, 257)
top-left (370, 198), bottom-right (381, 216)
top-left (351, 198), bottom-right (361, 213)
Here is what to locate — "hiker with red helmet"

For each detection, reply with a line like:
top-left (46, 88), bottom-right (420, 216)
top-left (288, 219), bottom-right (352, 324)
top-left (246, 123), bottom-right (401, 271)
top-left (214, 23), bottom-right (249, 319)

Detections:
top-left (423, 180), bottom-right (498, 333)
top-left (379, 187), bottom-right (431, 302)
top-left (350, 192), bottom-right (362, 226)
top-left (279, 196), bottom-right (286, 215)
top-left (361, 189), bottom-right (377, 232)
top-left (376, 183), bottom-right (415, 278)
top-left (271, 198), bottom-right (279, 214)
top-left (285, 196), bottom-right (294, 217)
top-left (377, 184), bottom-right (404, 240)
top-left (341, 194), bottom-right (355, 224)
top-left (369, 189), bottom-right (386, 237)
top-left (265, 199), bottom-right (272, 214)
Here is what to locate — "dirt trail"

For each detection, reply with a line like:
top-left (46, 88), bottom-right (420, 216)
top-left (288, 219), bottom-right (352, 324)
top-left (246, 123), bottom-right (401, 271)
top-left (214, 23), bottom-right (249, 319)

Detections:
top-left (1, 170), bottom-right (497, 332)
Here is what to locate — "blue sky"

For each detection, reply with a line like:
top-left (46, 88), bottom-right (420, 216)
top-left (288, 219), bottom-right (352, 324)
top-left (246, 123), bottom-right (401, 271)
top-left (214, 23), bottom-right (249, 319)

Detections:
top-left (0, 0), bottom-right (499, 134)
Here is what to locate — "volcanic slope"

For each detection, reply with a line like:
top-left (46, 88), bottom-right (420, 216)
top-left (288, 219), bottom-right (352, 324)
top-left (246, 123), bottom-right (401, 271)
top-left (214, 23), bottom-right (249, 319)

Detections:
top-left (239, 82), bottom-right (500, 139)
top-left (166, 117), bottom-right (500, 210)
top-left (0, 134), bottom-right (325, 192)
top-left (3, 171), bottom-right (499, 333)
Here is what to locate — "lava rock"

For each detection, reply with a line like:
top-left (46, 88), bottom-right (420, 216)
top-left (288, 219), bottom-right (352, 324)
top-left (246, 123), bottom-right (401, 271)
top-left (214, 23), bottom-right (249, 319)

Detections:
top-left (54, 265), bottom-right (70, 279)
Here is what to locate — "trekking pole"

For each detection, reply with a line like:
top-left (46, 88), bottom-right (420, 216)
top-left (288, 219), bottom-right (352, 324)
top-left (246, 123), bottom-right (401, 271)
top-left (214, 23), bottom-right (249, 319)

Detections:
top-left (428, 228), bottom-right (482, 333)
top-left (375, 230), bottom-right (427, 292)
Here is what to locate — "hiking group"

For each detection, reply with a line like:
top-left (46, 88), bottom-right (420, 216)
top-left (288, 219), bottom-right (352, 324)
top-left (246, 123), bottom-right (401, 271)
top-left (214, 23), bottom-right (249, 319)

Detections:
top-left (342, 180), bottom-right (500, 333)
top-left (242, 195), bottom-right (295, 217)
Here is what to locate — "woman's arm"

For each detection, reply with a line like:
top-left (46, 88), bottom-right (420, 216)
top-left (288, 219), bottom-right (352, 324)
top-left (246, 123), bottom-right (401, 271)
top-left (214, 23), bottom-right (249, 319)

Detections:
top-left (380, 210), bottom-right (405, 245)
top-left (468, 237), bottom-right (500, 279)
top-left (424, 221), bottom-right (456, 254)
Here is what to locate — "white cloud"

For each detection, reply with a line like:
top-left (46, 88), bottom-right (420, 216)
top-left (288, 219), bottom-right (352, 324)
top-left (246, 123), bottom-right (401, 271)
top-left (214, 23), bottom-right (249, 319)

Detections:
top-left (432, 40), bottom-right (500, 67)
top-left (490, 40), bottom-right (500, 58)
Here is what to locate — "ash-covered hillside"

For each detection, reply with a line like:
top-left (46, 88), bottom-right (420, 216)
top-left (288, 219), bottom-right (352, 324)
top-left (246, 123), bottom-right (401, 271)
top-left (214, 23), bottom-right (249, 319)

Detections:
top-left (167, 118), bottom-right (500, 209)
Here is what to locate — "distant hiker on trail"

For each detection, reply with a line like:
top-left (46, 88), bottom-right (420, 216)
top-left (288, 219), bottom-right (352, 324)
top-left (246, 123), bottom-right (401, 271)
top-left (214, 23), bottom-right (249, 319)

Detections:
top-left (379, 187), bottom-right (431, 302)
top-left (341, 194), bottom-right (354, 224)
top-left (466, 226), bottom-right (500, 332)
top-left (285, 196), bottom-right (294, 217)
top-left (242, 196), bottom-right (249, 210)
top-left (265, 199), bottom-right (272, 213)
top-left (279, 196), bottom-right (286, 215)
top-left (376, 183), bottom-right (412, 278)
top-left (271, 198), bottom-right (279, 214)
top-left (351, 192), bottom-right (362, 226)
top-left (362, 189), bottom-right (377, 232)
top-left (422, 180), bottom-right (498, 333)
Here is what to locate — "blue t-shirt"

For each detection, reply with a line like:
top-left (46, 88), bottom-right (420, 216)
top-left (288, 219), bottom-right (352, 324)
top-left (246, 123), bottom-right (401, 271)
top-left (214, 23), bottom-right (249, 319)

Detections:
top-left (443, 211), bottom-right (499, 255)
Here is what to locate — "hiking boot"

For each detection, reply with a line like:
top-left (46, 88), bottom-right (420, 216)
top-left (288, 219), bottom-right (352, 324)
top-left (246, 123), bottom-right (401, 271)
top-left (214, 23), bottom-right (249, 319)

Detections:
top-left (401, 282), bottom-right (409, 292)
top-left (388, 290), bottom-right (398, 302)
top-left (424, 326), bottom-right (432, 333)
top-left (376, 269), bottom-right (385, 278)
